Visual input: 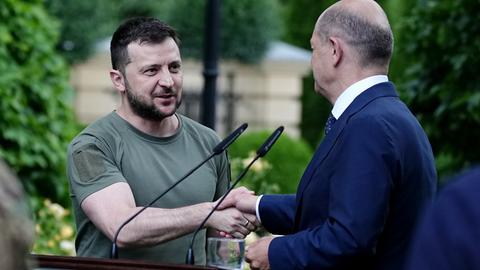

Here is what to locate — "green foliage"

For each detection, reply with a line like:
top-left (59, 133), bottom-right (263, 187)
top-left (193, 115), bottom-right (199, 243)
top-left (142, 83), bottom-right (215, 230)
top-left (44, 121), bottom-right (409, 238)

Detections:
top-left (44, 0), bottom-right (280, 64)
top-left (299, 75), bottom-right (332, 148)
top-left (230, 154), bottom-right (275, 194)
top-left (167, 0), bottom-right (281, 63)
top-left (381, 0), bottom-right (418, 85)
top-left (43, 0), bottom-right (116, 64)
top-left (397, 0), bottom-right (480, 179)
top-left (0, 0), bottom-right (80, 206)
top-left (44, 0), bottom-right (172, 64)
top-left (281, 0), bottom-right (335, 49)
top-left (113, 0), bottom-right (172, 19)
top-left (32, 198), bottom-right (75, 256)
top-left (229, 131), bottom-right (313, 194)
top-left (164, 0), bottom-right (204, 59)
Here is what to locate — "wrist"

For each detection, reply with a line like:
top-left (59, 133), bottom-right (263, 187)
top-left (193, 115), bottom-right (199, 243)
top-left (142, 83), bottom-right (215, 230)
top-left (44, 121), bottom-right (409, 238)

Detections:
top-left (203, 202), bottom-right (215, 228)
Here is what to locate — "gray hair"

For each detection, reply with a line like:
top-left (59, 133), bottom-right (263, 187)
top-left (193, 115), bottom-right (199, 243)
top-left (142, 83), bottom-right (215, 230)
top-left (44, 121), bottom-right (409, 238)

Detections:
top-left (317, 8), bottom-right (393, 69)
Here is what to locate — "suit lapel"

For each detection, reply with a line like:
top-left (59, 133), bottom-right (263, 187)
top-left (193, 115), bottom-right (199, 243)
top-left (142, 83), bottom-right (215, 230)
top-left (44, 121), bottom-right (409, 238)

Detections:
top-left (294, 82), bottom-right (399, 226)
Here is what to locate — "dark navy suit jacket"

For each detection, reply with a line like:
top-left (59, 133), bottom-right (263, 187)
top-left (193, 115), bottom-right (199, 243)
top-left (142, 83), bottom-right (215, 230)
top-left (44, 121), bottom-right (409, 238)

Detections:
top-left (259, 82), bottom-right (437, 269)
top-left (405, 167), bottom-right (480, 270)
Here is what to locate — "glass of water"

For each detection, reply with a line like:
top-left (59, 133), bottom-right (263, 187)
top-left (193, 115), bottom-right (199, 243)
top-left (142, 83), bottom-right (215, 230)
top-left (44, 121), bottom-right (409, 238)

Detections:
top-left (206, 237), bottom-right (245, 270)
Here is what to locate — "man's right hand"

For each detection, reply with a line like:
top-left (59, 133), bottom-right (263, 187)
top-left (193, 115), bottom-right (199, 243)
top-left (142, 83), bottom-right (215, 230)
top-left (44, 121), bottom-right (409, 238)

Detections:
top-left (205, 187), bottom-right (260, 238)
top-left (216, 187), bottom-right (258, 215)
top-left (207, 207), bottom-right (257, 238)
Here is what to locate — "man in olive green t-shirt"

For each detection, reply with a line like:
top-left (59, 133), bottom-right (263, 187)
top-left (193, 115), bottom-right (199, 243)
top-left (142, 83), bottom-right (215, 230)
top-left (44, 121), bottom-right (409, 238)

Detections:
top-left (67, 17), bottom-right (256, 265)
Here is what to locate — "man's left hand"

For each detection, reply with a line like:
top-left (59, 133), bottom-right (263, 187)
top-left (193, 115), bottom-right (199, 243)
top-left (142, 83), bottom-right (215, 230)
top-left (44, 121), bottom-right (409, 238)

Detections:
top-left (246, 236), bottom-right (274, 270)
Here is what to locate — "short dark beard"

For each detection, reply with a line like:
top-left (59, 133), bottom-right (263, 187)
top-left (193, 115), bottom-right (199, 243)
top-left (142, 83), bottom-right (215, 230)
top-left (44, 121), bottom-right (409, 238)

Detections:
top-left (124, 83), bottom-right (182, 121)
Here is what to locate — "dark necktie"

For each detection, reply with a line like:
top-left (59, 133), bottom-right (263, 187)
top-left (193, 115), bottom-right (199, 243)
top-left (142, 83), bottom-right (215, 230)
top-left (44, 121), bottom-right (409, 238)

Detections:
top-left (324, 114), bottom-right (336, 135)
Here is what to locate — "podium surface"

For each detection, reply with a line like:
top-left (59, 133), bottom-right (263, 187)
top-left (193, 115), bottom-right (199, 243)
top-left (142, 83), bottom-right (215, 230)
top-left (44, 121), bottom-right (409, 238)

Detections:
top-left (31, 254), bottom-right (217, 270)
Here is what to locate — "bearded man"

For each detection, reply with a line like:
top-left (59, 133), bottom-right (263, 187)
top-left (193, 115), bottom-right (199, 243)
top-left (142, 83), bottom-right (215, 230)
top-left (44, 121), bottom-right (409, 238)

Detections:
top-left (67, 17), bottom-right (255, 265)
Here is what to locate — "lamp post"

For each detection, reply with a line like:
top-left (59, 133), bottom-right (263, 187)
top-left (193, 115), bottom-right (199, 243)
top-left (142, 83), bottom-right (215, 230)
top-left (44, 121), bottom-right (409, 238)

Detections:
top-left (201, 0), bottom-right (220, 130)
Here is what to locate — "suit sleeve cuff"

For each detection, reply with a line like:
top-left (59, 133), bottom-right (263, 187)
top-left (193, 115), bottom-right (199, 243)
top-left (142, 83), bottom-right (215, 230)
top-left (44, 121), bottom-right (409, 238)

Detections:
top-left (256, 194), bottom-right (263, 224)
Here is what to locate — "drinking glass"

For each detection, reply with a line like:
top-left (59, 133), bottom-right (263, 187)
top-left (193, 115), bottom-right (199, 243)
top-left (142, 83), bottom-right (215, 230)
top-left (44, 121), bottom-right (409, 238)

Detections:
top-left (206, 237), bottom-right (245, 270)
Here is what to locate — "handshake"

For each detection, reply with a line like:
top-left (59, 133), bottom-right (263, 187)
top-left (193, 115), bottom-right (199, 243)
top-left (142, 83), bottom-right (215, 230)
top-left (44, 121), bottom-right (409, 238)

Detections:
top-left (207, 187), bottom-right (260, 239)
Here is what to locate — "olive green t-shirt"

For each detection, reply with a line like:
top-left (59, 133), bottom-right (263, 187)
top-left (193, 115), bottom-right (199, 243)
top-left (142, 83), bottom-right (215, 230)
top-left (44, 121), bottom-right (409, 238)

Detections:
top-left (67, 112), bottom-right (230, 265)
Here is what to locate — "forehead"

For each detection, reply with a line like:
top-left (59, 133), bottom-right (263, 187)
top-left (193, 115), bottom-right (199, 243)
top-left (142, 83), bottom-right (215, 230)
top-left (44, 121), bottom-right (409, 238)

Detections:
top-left (126, 37), bottom-right (181, 66)
top-left (310, 31), bottom-right (321, 46)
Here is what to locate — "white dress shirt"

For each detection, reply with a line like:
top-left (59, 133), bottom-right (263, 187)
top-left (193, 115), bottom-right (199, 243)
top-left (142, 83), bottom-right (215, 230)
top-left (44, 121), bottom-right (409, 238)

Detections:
top-left (331, 75), bottom-right (389, 119)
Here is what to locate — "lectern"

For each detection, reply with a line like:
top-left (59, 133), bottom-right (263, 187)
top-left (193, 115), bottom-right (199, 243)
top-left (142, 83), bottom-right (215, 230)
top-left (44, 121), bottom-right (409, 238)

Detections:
top-left (31, 254), bottom-right (217, 270)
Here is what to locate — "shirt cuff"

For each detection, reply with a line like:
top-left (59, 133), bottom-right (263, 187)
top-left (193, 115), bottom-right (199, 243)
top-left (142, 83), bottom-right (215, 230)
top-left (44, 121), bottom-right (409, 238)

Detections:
top-left (255, 194), bottom-right (263, 224)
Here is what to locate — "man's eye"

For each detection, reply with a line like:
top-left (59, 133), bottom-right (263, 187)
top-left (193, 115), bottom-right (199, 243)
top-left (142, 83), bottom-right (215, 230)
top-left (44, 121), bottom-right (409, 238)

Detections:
top-left (169, 65), bottom-right (181, 73)
top-left (144, 69), bottom-right (157, 75)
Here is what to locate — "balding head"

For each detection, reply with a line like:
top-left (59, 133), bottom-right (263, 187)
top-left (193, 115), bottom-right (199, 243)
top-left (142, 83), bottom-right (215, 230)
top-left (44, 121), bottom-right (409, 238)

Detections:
top-left (338, 0), bottom-right (390, 26)
top-left (315, 0), bottom-right (393, 72)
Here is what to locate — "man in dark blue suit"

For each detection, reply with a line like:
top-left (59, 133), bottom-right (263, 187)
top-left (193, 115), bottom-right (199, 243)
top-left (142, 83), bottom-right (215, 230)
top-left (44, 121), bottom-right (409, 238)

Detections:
top-left (219, 0), bottom-right (437, 269)
top-left (405, 167), bottom-right (480, 270)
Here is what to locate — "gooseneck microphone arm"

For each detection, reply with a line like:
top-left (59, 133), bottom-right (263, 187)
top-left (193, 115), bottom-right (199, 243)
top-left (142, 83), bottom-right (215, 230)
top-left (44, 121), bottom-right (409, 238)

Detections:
top-left (110, 123), bottom-right (248, 259)
top-left (186, 126), bottom-right (284, 265)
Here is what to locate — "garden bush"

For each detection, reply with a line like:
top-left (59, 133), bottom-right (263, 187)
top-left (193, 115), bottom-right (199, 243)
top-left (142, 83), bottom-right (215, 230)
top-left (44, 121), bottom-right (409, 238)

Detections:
top-left (32, 199), bottom-right (75, 256)
top-left (0, 0), bottom-right (80, 206)
top-left (397, 0), bottom-right (480, 180)
top-left (1, 0), bottom-right (80, 255)
top-left (228, 131), bottom-right (313, 194)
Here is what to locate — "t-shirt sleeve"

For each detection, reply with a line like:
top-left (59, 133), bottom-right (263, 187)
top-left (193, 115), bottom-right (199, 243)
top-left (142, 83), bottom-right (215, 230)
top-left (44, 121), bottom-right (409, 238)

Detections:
top-left (67, 135), bottom-right (127, 205)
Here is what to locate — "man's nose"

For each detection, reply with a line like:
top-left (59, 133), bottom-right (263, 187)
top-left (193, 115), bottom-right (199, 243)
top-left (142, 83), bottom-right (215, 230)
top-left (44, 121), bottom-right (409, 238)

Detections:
top-left (157, 70), bottom-right (173, 87)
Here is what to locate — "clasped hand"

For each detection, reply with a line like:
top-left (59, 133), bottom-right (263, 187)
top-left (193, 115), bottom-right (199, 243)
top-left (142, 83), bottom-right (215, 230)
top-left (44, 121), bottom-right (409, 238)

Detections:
top-left (207, 187), bottom-right (259, 238)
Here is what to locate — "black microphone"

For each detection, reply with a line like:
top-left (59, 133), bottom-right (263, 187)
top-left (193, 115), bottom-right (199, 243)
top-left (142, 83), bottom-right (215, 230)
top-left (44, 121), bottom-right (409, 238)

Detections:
top-left (212, 124), bottom-right (248, 154)
top-left (110, 123), bottom-right (248, 259)
top-left (186, 126), bottom-right (284, 265)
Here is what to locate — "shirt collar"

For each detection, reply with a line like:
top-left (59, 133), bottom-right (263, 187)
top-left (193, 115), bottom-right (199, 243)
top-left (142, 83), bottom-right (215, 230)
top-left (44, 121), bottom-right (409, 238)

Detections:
top-left (331, 75), bottom-right (389, 119)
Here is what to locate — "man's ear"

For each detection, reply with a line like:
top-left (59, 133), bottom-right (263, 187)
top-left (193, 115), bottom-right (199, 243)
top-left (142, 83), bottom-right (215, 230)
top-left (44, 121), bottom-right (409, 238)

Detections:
top-left (329, 37), bottom-right (343, 67)
top-left (110, 69), bottom-right (126, 92)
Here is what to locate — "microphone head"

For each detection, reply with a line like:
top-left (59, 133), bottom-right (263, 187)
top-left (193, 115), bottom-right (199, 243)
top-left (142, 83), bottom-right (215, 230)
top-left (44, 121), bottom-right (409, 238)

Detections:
top-left (256, 126), bottom-right (284, 157)
top-left (212, 123), bottom-right (248, 154)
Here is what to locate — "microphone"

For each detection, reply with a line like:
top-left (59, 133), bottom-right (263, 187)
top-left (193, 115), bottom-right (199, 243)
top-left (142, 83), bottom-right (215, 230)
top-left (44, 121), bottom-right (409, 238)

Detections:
top-left (110, 123), bottom-right (248, 259)
top-left (186, 126), bottom-right (284, 264)
top-left (212, 124), bottom-right (248, 154)
top-left (256, 126), bottom-right (284, 157)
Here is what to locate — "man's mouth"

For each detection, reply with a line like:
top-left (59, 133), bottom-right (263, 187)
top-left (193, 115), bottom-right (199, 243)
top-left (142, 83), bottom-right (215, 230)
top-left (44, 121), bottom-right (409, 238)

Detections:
top-left (153, 94), bottom-right (176, 106)
top-left (154, 93), bottom-right (175, 99)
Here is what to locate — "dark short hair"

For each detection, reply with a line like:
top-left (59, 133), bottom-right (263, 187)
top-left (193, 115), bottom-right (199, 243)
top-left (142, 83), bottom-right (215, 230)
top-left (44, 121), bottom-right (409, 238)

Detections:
top-left (110, 17), bottom-right (180, 73)
top-left (317, 8), bottom-right (393, 69)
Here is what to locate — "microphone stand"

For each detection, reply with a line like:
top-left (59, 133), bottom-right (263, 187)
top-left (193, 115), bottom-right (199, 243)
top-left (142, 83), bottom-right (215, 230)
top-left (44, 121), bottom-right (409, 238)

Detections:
top-left (186, 126), bottom-right (284, 264)
top-left (111, 123), bottom-right (248, 259)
